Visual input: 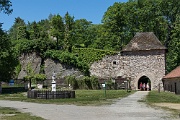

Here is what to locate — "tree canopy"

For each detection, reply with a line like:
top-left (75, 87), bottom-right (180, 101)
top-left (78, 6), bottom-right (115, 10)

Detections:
top-left (0, 0), bottom-right (179, 81)
top-left (0, 0), bottom-right (12, 15)
top-left (0, 0), bottom-right (18, 81)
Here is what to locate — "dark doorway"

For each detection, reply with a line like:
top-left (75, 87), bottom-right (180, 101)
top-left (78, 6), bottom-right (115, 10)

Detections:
top-left (175, 83), bottom-right (177, 94)
top-left (138, 76), bottom-right (151, 91)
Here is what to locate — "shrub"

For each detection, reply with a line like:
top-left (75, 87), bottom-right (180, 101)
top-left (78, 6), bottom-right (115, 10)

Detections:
top-left (65, 75), bottom-right (100, 90)
top-left (90, 76), bottom-right (100, 90)
top-left (72, 47), bottom-right (118, 64)
top-left (65, 76), bottom-right (78, 90)
top-left (44, 50), bottom-right (90, 75)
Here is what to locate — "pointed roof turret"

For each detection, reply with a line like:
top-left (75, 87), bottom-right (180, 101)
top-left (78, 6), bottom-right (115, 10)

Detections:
top-left (122, 32), bottom-right (166, 52)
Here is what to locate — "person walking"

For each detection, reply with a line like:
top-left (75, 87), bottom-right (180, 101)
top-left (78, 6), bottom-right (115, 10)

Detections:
top-left (146, 83), bottom-right (149, 91)
top-left (140, 82), bottom-right (143, 91)
top-left (142, 83), bottom-right (146, 91)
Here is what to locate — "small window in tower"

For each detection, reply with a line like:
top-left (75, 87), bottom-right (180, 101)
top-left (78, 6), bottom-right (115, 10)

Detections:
top-left (113, 61), bottom-right (116, 65)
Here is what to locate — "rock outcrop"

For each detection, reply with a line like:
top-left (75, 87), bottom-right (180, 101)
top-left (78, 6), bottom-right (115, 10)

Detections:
top-left (44, 59), bottom-right (83, 79)
top-left (18, 52), bottom-right (42, 79)
top-left (17, 53), bottom-right (83, 80)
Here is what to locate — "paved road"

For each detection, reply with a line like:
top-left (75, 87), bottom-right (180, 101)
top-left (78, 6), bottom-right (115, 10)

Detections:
top-left (0, 91), bottom-right (178, 120)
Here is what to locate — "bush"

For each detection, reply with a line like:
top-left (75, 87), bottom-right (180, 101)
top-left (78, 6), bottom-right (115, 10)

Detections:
top-left (33, 74), bottom-right (46, 84)
top-left (44, 50), bottom-right (90, 75)
top-left (83, 76), bottom-right (92, 89)
top-left (106, 80), bottom-right (113, 90)
top-left (12, 39), bottom-right (56, 56)
top-left (72, 47), bottom-right (117, 64)
top-left (65, 75), bottom-right (100, 90)
top-left (90, 76), bottom-right (100, 90)
top-left (65, 76), bottom-right (78, 90)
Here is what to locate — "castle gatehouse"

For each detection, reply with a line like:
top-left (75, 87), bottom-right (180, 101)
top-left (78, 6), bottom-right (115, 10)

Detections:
top-left (90, 32), bottom-right (166, 90)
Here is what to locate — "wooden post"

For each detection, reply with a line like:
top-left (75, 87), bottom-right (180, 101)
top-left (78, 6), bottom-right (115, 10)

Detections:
top-left (158, 83), bottom-right (160, 93)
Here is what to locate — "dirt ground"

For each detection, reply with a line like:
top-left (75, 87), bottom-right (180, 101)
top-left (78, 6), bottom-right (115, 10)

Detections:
top-left (154, 103), bottom-right (180, 111)
top-left (0, 91), bottom-right (179, 120)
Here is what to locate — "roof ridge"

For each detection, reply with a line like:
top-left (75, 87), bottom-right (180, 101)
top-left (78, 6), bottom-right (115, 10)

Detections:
top-left (122, 32), bottom-right (166, 52)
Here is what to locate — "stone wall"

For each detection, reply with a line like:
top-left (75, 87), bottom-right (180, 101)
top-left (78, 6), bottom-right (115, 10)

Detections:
top-left (18, 52), bottom-right (42, 79)
top-left (17, 49), bottom-right (166, 90)
top-left (90, 49), bottom-right (166, 90)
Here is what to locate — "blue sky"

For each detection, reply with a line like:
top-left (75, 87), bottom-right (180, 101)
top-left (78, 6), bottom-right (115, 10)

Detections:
top-left (1, 0), bottom-right (128, 31)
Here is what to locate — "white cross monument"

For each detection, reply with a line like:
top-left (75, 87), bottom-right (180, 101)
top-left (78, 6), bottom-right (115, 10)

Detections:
top-left (51, 71), bottom-right (56, 91)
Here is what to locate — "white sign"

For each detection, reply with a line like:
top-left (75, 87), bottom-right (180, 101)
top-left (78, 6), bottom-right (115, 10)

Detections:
top-left (52, 80), bottom-right (56, 91)
top-left (102, 84), bottom-right (106, 88)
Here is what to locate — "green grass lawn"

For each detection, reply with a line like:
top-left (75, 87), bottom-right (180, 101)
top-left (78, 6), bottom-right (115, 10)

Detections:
top-left (145, 90), bottom-right (180, 104)
top-left (145, 90), bottom-right (180, 118)
top-left (0, 107), bottom-right (44, 120)
top-left (0, 90), bottom-right (134, 119)
top-left (0, 90), bottom-right (135, 106)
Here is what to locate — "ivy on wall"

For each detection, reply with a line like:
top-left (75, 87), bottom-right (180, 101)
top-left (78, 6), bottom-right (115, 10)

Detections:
top-left (72, 47), bottom-right (118, 64)
top-left (13, 39), bottom-right (118, 76)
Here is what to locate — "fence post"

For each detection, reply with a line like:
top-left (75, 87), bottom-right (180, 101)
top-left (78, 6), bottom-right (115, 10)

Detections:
top-left (46, 90), bottom-right (47, 99)
top-left (158, 83), bottom-right (160, 93)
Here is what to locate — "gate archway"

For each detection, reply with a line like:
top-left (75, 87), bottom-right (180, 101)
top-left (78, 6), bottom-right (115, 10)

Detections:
top-left (138, 76), bottom-right (151, 91)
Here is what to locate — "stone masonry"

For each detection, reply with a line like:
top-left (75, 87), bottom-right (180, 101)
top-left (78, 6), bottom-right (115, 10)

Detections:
top-left (90, 32), bottom-right (166, 90)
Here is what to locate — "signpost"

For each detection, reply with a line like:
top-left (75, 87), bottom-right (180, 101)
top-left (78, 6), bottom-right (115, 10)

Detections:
top-left (102, 80), bottom-right (106, 98)
top-left (124, 80), bottom-right (128, 92)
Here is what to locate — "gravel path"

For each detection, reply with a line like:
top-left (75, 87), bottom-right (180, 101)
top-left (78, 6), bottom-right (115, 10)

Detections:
top-left (0, 91), bottom-right (178, 120)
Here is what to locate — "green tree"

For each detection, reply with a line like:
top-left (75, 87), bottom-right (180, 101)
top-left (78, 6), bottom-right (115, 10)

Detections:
top-left (166, 14), bottom-right (180, 72)
top-left (17, 26), bottom-right (27, 40)
top-left (24, 63), bottom-right (34, 90)
top-left (64, 12), bottom-right (74, 51)
top-left (0, 0), bottom-right (18, 82)
top-left (50, 14), bottom-right (65, 50)
top-left (102, 2), bottom-right (133, 50)
top-left (160, 0), bottom-right (180, 48)
top-left (72, 19), bottom-right (94, 47)
top-left (90, 24), bottom-right (110, 49)
top-left (0, 26), bottom-right (18, 81)
top-left (9, 17), bottom-right (26, 40)
top-left (37, 19), bottom-right (51, 39)
top-left (101, 0), bottom-right (179, 51)
top-left (85, 24), bottom-right (100, 48)
top-left (0, 0), bottom-right (12, 14)
top-left (27, 21), bottom-right (41, 40)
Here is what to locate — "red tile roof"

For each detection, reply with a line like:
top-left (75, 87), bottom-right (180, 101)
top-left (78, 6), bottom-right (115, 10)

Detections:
top-left (163, 66), bottom-right (180, 79)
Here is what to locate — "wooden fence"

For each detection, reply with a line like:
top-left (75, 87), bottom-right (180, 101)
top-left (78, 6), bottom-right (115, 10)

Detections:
top-left (2, 87), bottom-right (27, 94)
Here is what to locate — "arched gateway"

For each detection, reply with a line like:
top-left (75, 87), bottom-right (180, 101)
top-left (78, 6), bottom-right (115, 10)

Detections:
top-left (138, 76), bottom-right (151, 90)
top-left (90, 32), bottom-right (166, 90)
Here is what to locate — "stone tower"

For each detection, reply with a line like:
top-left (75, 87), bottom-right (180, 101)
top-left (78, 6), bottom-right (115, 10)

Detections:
top-left (90, 32), bottom-right (166, 90)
